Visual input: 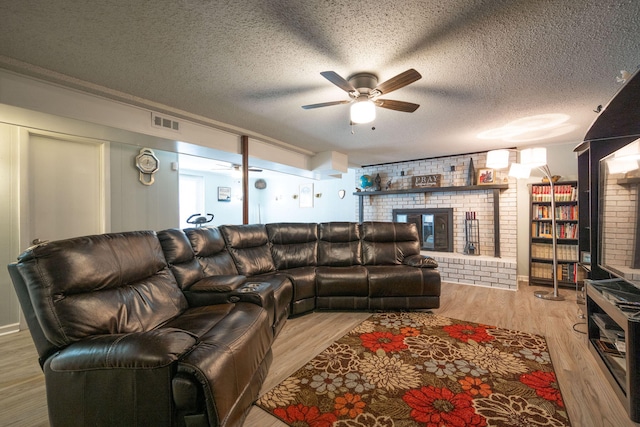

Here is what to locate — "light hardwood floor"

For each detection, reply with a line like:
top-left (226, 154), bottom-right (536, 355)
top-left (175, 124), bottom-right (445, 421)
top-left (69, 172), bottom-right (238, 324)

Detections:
top-left (1, 282), bottom-right (638, 427)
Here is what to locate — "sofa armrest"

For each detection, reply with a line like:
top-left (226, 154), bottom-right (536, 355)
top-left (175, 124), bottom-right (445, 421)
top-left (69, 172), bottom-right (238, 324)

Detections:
top-left (188, 275), bottom-right (247, 292)
top-left (184, 275), bottom-right (248, 306)
top-left (48, 328), bottom-right (197, 371)
top-left (403, 254), bottom-right (439, 268)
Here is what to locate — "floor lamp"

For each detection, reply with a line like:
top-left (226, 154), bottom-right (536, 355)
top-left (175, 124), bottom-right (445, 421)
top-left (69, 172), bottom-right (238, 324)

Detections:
top-left (487, 148), bottom-right (564, 301)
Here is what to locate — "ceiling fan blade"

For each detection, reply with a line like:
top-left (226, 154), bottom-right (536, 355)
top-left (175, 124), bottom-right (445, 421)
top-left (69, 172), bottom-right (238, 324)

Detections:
top-left (320, 71), bottom-right (356, 93)
top-left (375, 99), bottom-right (420, 112)
top-left (374, 69), bottom-right (422, 95)
top-left (302, 100), bottom-right (351, 109)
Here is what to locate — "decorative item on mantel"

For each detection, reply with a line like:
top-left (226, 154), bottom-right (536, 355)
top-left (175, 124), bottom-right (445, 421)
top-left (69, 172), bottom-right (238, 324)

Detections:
top-left (359, 174), bottom-right (373, 191)
top-left (467, 158), bottom-right (476, 186)
top-left (464, 211), bottom-right (480, 255)
top-left (412, 174), bottom-right (442, 188)
top-left (374, 173), bottom-right (382, 191)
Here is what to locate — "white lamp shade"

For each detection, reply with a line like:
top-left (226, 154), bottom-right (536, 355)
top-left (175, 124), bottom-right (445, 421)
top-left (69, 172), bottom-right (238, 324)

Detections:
top-left (520, 147), bottom-right (547, 168)
top-left (350, 100), bottom-right (376, 124)
top-left (486, 149), bottom-right (510, 169)
top-left (508, 162), bottom-right (532, 178)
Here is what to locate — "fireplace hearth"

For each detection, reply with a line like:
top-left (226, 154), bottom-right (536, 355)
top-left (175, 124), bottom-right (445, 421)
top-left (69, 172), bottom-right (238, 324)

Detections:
top-left (393, 208), bottom-right (454, 252)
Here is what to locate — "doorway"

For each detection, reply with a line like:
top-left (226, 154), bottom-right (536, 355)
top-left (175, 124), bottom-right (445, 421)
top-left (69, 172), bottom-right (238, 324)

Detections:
top-left (21, 130), bottom-right (106, 248)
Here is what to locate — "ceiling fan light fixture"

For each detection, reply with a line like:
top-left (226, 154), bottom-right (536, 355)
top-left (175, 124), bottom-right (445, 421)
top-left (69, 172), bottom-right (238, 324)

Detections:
top-left (350, 99), bottom-right (376, 124)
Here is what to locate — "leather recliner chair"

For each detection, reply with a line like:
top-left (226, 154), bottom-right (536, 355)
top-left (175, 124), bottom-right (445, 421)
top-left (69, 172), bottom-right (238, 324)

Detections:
top-left (8, 231), bottom-right (274, 427)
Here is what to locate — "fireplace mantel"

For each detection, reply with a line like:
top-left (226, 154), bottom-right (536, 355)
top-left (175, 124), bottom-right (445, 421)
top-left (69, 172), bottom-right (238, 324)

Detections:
top-left (353, 183), bottom-right (508, 197)
top-left (354, 183), bottom-right (509, 257)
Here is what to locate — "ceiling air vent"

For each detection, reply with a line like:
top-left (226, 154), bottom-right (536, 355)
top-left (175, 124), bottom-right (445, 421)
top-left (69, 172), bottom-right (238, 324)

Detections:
top-left (151, 113), bottom-right (180, 132)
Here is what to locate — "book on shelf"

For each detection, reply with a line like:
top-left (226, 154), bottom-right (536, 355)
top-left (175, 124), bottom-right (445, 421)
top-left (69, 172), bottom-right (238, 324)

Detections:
top-left (532, 204), bottom-right (578, 220)
top-left (531, 243), bottom-right (578, 260)
top-left (530, 261), bottom-right (586, 283)
top-left (531, 222), bottom-right (577, 239)
top-left (595, 339), bottom-right (620, 354)
top-left (531, 184), bottom-right (577, 202)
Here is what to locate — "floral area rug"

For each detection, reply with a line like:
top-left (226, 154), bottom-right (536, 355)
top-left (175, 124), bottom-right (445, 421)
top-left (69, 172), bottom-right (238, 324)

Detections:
top-left (256, 312), bottom-right (570, 427)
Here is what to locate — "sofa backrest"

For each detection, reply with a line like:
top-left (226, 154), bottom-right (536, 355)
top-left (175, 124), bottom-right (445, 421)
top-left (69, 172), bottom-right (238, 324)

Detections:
top-left (317, 222), bottom-right (362, 266)
top-left (11, 231), bottom-right (187, 349)
top-left (158, 228), bottom-right (205, 289)
top-left (219, 224), bottom-right (276, 276)
top-left (361, 221), bottom-right (421, 265)
top-left (185, 227), bottom-right (240, 276)
top-left (266, 223), bottom-right (318, 269)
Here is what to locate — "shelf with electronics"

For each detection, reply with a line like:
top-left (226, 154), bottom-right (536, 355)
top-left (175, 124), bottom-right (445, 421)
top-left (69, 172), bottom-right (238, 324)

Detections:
top-left (528, 180), bottom-right (585, 287)
top-left (586, 278), bottom-right (640, 422)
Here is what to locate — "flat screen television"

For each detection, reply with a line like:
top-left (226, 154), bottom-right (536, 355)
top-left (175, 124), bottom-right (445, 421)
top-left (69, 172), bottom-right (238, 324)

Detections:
top-left (598, 138), bottom-right (640, 288)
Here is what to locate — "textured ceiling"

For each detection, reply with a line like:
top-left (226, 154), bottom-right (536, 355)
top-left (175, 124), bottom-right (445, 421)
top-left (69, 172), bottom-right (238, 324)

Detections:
top-left (1, 0), bottom-right (639, 166)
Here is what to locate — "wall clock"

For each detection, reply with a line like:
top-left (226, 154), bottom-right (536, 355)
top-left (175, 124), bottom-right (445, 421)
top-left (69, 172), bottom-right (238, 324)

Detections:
top-left (135, 148), bottom-right (159, 185)
top-left (254, 178), bottom-right (267, 189)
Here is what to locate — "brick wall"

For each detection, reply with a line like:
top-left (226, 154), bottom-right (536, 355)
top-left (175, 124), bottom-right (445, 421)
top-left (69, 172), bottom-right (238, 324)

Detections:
top-left (356, 151), bottom-right (518, 289)
top-left (601, 172), bottom-right (638, 269)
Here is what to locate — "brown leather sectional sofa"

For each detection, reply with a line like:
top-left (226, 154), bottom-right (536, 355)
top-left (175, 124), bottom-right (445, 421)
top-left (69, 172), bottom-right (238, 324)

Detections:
top-left (8, 221), bottom-right (440, 427)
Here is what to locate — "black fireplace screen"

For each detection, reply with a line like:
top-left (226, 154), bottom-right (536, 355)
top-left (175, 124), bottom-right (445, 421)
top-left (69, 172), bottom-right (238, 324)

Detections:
top-left (392, 208), bottom-right (454, 252)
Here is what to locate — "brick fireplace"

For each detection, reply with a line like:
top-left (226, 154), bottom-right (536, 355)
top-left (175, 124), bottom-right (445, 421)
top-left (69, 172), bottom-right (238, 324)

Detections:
top-left (356, 151), bottom-right (518, 290)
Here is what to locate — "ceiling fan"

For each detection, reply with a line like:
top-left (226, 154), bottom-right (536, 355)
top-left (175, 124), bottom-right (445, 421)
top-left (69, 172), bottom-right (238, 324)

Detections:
top-left (302, 69), bottom-right (422, 123)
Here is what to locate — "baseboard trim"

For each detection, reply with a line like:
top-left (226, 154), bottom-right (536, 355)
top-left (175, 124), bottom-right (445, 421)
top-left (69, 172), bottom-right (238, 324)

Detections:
top-left (0, 323), bottom-right (20, 337)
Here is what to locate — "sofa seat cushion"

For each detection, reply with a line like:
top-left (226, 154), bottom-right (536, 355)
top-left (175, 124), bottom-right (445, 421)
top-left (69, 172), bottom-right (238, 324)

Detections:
top-left (162, 304), bottom-right (236, 339)
top-left (316, 265), bottom-right (368, 296)
top-left (48, 328), bottom-right (198, 371)
top-left (366, 265), bottom-right (441, 297)
top-left (176, 302), bottom-right (272, 426)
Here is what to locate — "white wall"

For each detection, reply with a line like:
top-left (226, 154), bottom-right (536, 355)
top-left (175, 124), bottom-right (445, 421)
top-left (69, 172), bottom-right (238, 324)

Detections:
top-left (248, 169), bottom-right (357, 224)
top-left (110, 143), bottom-right (180, 232)
top-left (179, 169), bottom-right (244, 227)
